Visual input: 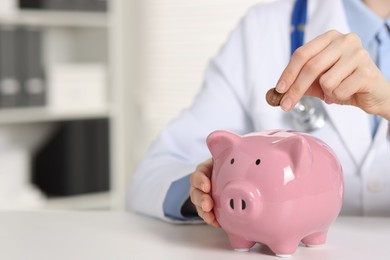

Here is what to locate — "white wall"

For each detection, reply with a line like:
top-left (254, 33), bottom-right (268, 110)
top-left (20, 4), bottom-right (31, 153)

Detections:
top-left (135, 0), bottom-right (271, 159)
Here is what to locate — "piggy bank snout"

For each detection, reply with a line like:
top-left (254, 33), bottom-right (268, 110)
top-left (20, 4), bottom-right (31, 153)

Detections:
top-left (220, 181), bottom-right (261, 219)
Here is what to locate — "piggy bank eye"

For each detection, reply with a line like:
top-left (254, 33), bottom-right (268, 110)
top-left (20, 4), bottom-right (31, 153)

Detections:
top-left (230, 158), bottom-right (235, 165)
top-left (255, 159), bottom-right (261, 165)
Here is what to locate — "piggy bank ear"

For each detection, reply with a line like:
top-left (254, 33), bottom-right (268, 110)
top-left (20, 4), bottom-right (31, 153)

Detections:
top-left (206, 130), bottom-right (241, 158)
top-left (273, 135), bottom-right (312, 177)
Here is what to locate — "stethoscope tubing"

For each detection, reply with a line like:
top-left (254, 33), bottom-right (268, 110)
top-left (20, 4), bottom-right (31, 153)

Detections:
top-left (291, 0), bottom-right (307, 55)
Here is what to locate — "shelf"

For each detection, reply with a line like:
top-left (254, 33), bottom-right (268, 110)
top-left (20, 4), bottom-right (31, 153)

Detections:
top-left (43, 192), bottom-right (111, 210)
top-left (0, 106), bottom-right (110, 124)
top-left (0, 0), bottom-right (131, 211)
top-left (0, 10), bottom-right (108, 28)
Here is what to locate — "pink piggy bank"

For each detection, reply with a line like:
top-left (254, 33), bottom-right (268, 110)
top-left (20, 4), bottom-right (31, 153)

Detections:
top-left (207, 130), bottom-right (343, 257)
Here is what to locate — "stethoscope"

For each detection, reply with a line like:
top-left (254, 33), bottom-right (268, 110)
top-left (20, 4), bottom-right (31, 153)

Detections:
top-left (289, 0), bottom-right (326, 132)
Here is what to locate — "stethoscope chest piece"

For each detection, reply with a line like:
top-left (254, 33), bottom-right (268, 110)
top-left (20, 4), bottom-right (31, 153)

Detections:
top-left (290, 96), bottom-right (326, 132)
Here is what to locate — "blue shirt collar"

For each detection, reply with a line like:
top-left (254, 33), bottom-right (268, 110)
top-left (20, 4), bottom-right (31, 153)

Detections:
top-left (342, 0), bottom-right (389, 48)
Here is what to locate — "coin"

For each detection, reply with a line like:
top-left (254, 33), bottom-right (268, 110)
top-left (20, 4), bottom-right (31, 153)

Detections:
top-left (266, 88), bottom-right (284, 107)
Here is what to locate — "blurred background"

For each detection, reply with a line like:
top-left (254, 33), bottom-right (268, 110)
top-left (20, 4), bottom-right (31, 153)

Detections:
top-left (0, 0), bottom-right (263, 211)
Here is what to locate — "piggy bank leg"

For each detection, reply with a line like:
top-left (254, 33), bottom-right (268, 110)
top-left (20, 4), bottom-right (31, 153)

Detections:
top-left (268, 240), bottom-right (300, 258)
top-left (301, 231), bottom-right (327, 247)
top-left (227, 233), bottom-right (255, 251)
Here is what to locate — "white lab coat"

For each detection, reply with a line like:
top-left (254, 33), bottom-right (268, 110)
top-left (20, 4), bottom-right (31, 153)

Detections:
top-left (128, 0), bottom-right (390, 222)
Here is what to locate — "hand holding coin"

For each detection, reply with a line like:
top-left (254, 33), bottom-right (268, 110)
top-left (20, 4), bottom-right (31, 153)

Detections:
top-left (266, 88), bottom-right (285, 107)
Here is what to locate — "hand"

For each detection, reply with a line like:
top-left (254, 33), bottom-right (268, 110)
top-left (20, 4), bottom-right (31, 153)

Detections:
top-left (189, 158), bottom-right (220, 228)
top-left (275, 30), bottom-right (390, 121)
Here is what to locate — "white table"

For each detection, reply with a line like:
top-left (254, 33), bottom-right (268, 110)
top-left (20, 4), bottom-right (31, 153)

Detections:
top-left (0, 211), bottom-right (389, 260)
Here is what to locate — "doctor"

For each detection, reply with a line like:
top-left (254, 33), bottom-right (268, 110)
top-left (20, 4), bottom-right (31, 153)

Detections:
top-left (128, 0), bottom-right (390, 224)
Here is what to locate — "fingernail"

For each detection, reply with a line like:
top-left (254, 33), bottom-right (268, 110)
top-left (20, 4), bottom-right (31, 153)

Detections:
top-left (201, 199), bottom-right (205, 210)
top-left (276, 81), bottom-right (286, 93)
top-left (281, 97), bottom-right (293, 111)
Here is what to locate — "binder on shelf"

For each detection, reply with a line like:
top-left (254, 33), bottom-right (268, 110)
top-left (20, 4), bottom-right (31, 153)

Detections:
top-left (18, 0), bottom-right (44, 9)
top-left (0, 26), bottom-right (23, 108)
top-left (75, 0), bottom-right (108, 12)
top-left (44, 0), bottom-right (73, 10)
top-left (32, 121), bottom-right (85, 195)
top-left (43, 0), bottom-right (107, 12)
top-left (84, 119), bottom-right (109, 192)
top-left (19, 0), bottom-right (107, 12)
top-left (32, 119), bottom-right (110, 197)
top-left (23, 27), bottom-right (46, 107)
